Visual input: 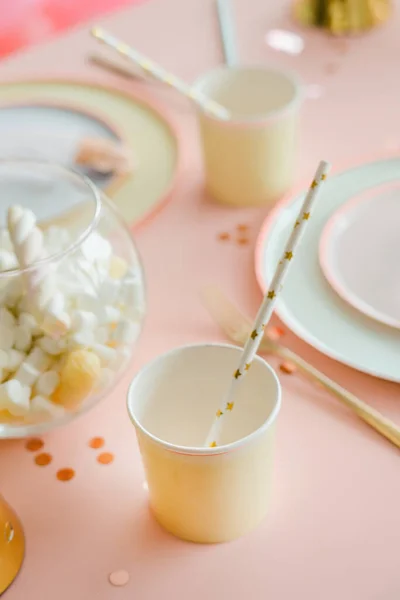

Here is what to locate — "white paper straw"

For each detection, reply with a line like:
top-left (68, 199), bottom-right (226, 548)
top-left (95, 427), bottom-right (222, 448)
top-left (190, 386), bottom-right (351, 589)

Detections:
top-left (204, 160), bottom-right (331, 448)
top-left (90, 27), bottom-right (230, 121)
top-left (216, 0), bottom-right (238, 66)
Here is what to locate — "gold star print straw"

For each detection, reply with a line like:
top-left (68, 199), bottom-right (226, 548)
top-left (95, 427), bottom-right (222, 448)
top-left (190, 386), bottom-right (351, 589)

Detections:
top-left (204, 160), bottom-right (331, 448)
top-left (90, 27), bottom-right (231, 121)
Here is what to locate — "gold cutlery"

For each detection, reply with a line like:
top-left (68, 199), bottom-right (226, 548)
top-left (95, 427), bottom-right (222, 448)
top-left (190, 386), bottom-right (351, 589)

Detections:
top-left (201, 286), bottom-right (400, 449)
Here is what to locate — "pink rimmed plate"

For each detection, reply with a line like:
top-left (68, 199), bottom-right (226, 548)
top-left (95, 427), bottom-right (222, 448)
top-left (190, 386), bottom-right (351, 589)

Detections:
top-left (319, 181), bottom-right (400, 330)
top-left (255, 157), bottom-right (400, 382)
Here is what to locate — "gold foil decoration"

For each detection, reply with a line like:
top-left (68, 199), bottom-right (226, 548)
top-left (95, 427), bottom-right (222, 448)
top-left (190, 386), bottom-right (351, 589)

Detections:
top-left (293, 0), bottom-right (392, 35)
top-left (0, 496), bottom-right (25, 595)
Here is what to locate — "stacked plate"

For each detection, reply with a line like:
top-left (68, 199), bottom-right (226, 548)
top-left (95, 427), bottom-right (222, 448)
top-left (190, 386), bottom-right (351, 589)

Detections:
top-left (255, 157), bottom-right (400, 382)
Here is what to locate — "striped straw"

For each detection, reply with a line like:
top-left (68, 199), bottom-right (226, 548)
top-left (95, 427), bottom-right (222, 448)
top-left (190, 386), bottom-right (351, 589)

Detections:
top-left (204, 160), bottom-right (331, 448)
top-left (216, 0), bottom-right (238, 66)
top-left (90, 27), bottom-right (230, 121)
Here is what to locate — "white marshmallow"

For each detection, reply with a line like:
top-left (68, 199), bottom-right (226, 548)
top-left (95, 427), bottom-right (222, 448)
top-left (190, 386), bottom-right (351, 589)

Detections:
top-left (99, 279), bottom-right (120, 304)
top-left (91, 343), bottom-right (116, 366)
top-left (99, 305), bottom-right (120, 325)
top-left (0, 380), bottom-right (30, 416)
top-left (71, 310), bottom-right (98, 332)
top-left (25, 347), bottom-right (52, 372)
top-left (0, 349), bottom-right (8, 369)
top-left (0, 228), bottom-right (12, 252)
top-left (94, 327), bottom-right (109, 345)
top-left (75, 293), bottom-right (99, 313)
top-left (0, 249), bottom-right (18, 272)
top-left (0, 307), bottom-right (16, 329)
top-left (70, 329), bottom-right (96, 348)
top-left (35, 370), bottom-right (59, 397)
top-left (18, 312), bottom-right (40, 336)
top-left (112, 320), bottom-right (140, 345)
top-left (81, 232), bottom-right (112, 262)
top-left (0, 324), bottom-right (15, 350)
top-left (111, 345), bottom-right (132, 372)
top-left (7, 349), bottom-right (24, 372)
top-left (96, 367), bottom-right (114, 390)
top-left (30, 395), bottom-right (65, 419)
top-left (15, 362), bottom-right (40, 387)
top-left (38, 336), bottom-right (66, 356)
top-left (14, 326), bottom-right (32, 352)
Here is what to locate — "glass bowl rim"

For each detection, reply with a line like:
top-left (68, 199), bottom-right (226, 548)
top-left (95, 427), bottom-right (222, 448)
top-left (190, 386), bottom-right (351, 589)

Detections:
top-left (0, 158), bottom-right (102, 279)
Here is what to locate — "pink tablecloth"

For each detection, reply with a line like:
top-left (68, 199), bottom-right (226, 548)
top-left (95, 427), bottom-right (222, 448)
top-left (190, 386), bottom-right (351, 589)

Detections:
top-left (0, 1), bottom-right (400, 599)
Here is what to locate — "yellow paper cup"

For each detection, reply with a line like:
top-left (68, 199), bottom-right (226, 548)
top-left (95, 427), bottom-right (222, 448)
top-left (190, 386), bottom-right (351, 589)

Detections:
top-left (127, 343), bottom-right (281, 543)
top-left (193, 66), bottom-right (302, 207)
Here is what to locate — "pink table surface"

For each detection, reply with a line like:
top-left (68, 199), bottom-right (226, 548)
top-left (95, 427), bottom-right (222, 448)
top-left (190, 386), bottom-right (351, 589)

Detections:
top-left (1, 1), bottom-right (400, 598)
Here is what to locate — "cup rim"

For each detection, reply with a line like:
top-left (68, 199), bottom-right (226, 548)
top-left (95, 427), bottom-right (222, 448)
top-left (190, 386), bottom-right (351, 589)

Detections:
top-left (0, 158), bottom-right (102, 280)
top-left (127, 342), bottom-right (281, 456)
top-left (192, 64), bottom-right (303, 125)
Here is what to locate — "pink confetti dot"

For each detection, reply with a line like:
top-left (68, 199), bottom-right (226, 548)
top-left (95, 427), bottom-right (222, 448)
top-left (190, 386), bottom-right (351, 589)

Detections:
top-left (109, 570), bottom-right (130, 587)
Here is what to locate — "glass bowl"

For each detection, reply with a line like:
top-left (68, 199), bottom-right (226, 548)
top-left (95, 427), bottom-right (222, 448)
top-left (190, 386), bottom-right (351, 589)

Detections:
top-left (0, 159), bottom-right (146, 438)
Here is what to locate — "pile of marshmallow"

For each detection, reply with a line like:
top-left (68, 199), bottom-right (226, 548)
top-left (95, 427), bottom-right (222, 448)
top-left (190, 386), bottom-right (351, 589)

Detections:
top-left (0, 205), bottom-right (144, 426)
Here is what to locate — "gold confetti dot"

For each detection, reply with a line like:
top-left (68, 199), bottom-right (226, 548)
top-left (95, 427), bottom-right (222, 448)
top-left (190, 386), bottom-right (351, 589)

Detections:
top-left (285, 251), bottom-right (293, 260)
top-left (97, 452), bottom-right (114, 465)
top-left (57, 468), bottom-right (75, 482)
top-left (234, 369), bottom-right (242, 379)
top-left (245, 363), bottom-right (251, 371)
top-left (279, 362), bottom-right (296, 374)
top-left (311, 180), bottom-right (318, 188)
top-left (250, 329), bottom-right (258, 340)
top-left (294, 220), bottom-right (300, 228)
top-left (89, 437), bottom-right (105, 449)
top-left (216, 409), bottom-right (223, 417)
top-left (237, 236), bottom-right (250, 245)
top-left (267, 326), bottom-right (285, 340)
top-left (210, 441), bottom-right (217, 448)
top-left (109, 570), bottom-right (130, 587)
top-left (267, 290), bottom-right (276, 299)
top-left (303, 212), bottom-right (310, 220)
top-left (35, 453), bottom-right (52, 467)
top-left (25, 438), bottom-right (44, 452)
top-left (226, 402), bottom-right (234, 411)
top-left (321, 173), bottom-right (327, 180)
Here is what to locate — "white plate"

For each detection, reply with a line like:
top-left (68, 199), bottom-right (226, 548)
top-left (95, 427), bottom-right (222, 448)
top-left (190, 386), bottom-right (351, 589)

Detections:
top-left (319, 181), bottom-right (400, 330)
top-left (255, 157), bottom-right (400, 382)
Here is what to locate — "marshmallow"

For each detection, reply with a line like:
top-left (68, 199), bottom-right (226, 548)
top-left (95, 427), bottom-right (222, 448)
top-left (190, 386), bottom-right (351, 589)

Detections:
top-left (38, 336), bottom-right (66, 356)
top-left (0, 379), bottom-right (30, 416)
top-left (25, 347), bottom-right (52, 372)
top-left (68, 330), bottom-right (96, 349)
top-left (18, 312), bottom-right (40, 336)
top-left (30, 395), bottom-right (65, 419)
top-left (109, 256), bottom-right (128, 279)
top-left (71, 310), bottom-right (98, 332)
top-left (15, 362), bottom-right (40, 387)
top-left (0, 324), bottom-right (15, 350)
top-left (99, 279), bottom-right (120, 304)
top-left (35, 370), bottom-right (60, 397)
top-left (99, 305), bottom-right (120, 325)
top-left (7, 349), bottom-right (24, 372)
top-left (81, 232), bottom-right (112, 263)
top-left (14, 326), bottom-right (32, 353)
top-left (0, 307), bottom-right (15, 328)
top-left (112, 319), bottom-right (140, 345)
top-left (0, 249), bottom-right (18, 272)
top-left (96, 367), bottom-right (115, 391)
top-left (0, 349), bottom-right (8, 369)
top-left (52, 349), bottom-right (101, 410)
top-left (91, 343), bottom-right (116, 366)
top-left (94, 327), bottom-right (109, 345)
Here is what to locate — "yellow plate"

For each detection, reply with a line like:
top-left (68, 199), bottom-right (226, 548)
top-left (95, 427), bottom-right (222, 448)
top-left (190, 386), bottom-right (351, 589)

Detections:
top-left (0, 78), bottom-right (180, 228)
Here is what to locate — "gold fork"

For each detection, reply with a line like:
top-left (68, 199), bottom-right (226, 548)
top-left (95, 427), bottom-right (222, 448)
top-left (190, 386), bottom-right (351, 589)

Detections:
top-left (201, 286), bottom-right (400, 450)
